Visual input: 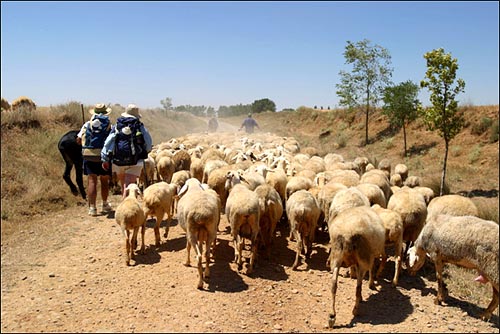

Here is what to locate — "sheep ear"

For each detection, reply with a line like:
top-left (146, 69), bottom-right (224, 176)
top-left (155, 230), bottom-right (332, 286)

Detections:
top-left (178, 183), bottom-right (188, 197)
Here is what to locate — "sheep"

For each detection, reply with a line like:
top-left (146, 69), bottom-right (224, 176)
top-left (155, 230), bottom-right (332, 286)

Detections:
top-left (326, 169), bottom-right (360, 187)
top-left (202, 159), bottom-right (228, 183)
top-left (142, 181), bottom-right (177, 247)
top-left (208, 167), bottom-right (234, 213)
top-left (371, 204), bottom-right (404, 287)
top-left (327, 206), bottom-right (386, 328)
top-left (390, 173), bottom-right (403, 187)
top-left (156, 155), bottom-right (175, 183)
top-left (176, 179), bottom-right (220, 289)
top-left (240, 170), bottom-right (267, 190)
top-left (57, 130), bottom-right (86, 200)
top-left (413, 186), bottom-right (435, 205)
top-left (387, 186), bottom-right (427, 261)
top-left (353, 156), bottom-right (369, 175)
top-left (190, 157), bottom-right (204, 182)
top-left (172, 149), bottom-right (191, 172)
top-left (170, 170), bottom-right (191, 215)
top-left (403, 175), bottom-right (421, 188)
top-left (394, 163), bottom-right (409, 182)
top-left (316, 182), bottom-right (348, 231)
top-left (360, 169), bottom-right (393, 203)
top-left (225, 173), bottom-right (261, 275)
top-left (286, 190), bottom-right (321, 270)
top-left (285, 176), bottom-right (313, 200)
top-left (426, 194), bottom-right (479, 221)
top-left (138, 155), bottom-right (156, 190)
top-left (356, 183), bottom-right (387, 208)
top-left (114, 183), bottom-right (146, 266)
top-left (254, 184), bottom-right (283, 260)
top-left (296, 169), bottom-right (317, 182)
top-left (377, 158), bottom-right (391, 179)
top-left (328, 187), bottom-right (370, 224)
top-left (408, 214), bottom-right (499, 321)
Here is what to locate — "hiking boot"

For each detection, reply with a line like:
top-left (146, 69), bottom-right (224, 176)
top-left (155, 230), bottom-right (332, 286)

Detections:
top-left (101, 202), bottom-right (112, 213)
top-left (88, 207), bottom-right (98, 217)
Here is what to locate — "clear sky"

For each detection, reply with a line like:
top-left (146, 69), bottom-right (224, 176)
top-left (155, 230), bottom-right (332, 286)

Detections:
top-left (1, 1), bottom-right (498, 111)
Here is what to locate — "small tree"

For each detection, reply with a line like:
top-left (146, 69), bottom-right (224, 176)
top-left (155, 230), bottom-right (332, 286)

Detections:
top-left (382, 80), bottom-right (420, 156)
top-left (252, 98), bottom-right (276, 113)
top-left (336, 39), bottom-right (393, 145)
top-left (420, 48), bottom-right (466, 196)
top-left (160, 97), bottom-right (173, 113)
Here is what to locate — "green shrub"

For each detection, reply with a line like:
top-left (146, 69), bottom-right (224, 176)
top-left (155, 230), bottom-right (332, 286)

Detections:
top-left (471, 117), bottom-right (493, 135)
top-left (450, 145), bottom-right (462, 157)
top-left (489, 121), bottom-right (499, 143)
top-left (468, 144), bottom-right (482, 164)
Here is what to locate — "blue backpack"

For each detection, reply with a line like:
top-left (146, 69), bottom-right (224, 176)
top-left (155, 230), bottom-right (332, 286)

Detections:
top-left (81, 114), bottom-right (111, 162)
top-left (112, 116), bottom-right (148, 166)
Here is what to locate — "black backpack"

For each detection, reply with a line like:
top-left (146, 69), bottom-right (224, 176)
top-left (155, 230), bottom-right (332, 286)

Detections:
top-left (81, 114), bottom-right (111, 162)
top-left (112, 116), bottom-right (148, 166)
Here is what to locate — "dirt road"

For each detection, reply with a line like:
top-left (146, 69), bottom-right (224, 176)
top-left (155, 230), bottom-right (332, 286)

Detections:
top-left (1, 192), bottom-right (499, 333)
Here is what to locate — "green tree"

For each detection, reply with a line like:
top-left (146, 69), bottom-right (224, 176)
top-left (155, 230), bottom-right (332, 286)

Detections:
top-left (420, 48), bottom-right (466, 196)
top-left (160, 97), bottom-right (173, 112)
top-left (382, 80), bottom-right (420, 156)
top-left (336, 39), bottom-right (393, 144)
top-left (251, 98), bottom-right (276, 114)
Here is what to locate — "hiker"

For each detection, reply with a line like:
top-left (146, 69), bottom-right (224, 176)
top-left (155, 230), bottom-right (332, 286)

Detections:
top-left (77, 103), bottom-right (113, 216)
top-left (101, 104), bottom-right (152, 198)
top-left (239, 113), bottom-right (260, 134)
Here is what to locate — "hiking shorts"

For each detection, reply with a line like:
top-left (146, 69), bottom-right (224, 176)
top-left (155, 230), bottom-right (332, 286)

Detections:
top-left (112, 160), bottom-right (143, 177)
top-left (83, 160), bottom-right (112, 176)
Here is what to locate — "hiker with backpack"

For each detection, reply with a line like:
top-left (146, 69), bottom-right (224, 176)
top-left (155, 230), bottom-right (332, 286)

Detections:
top-left (101, 104), bottom-right (152, 198)
top-left (77, 103), bottom-right (113, 216)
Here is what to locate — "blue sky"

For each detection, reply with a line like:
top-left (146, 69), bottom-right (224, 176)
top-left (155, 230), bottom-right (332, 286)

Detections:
top-left (1, 1), bottom-right (498, 111)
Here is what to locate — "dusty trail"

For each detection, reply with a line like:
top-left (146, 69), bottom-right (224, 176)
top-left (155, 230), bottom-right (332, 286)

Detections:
top-left (1, 192), bottom-right (499, 333)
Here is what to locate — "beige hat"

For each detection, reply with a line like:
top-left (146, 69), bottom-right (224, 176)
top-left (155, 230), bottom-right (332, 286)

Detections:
top-left (89, 103), bottom-right (112, 115)
top-left (121, 104), bottom-right (142, 118)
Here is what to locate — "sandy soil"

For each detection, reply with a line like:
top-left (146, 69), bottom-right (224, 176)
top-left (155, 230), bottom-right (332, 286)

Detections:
top-left (1, 192), bottom-right (499, 333)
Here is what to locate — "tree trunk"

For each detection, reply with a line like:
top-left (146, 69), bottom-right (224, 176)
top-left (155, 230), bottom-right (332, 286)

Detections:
top-left (403, 122), bottom-right (407, 157)
top-left (440, 138), bottom-right (449, 196)
top-left (365, 89), bottom-right (370, 145)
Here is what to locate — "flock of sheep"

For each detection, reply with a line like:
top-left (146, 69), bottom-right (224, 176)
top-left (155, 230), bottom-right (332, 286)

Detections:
top-left (110, 130), bottom-right (498, 328)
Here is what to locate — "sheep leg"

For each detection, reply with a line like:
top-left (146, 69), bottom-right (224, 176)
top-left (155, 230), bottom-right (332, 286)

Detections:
top-left (392, 241), bottom-right (403, 287)
top-left (139, 224), bottom-right (146, 254)
top-left (194, 239), bottom-right (204, 290)
top-left (292, 231), bottom-right (303, 270)
top-left (131, 227), bottom-right (139, 259)
top-left (353, 265), bottom-right (366, 316)
top-left (205, 234), bottom-right (216, 279)
top-left (237, 235), bottom-right (244, 271)
top-left (125, 230), bottom-right (131, 266)
top-left (434, 258), bottom-right (448, 305)
top-left (480, 285), bottom-right (499, 321)
top-left (328, 259), bottom-right (341, 328)
top-left (163, 210), bottom-right (171, 240)
top-left (368, 259), bottom-right (378, 290)
top-left (376, 254), bottom-right (387, 279)
top-left (184, 240), bottom-right (191, 267)
top-left (247, 236), bottom-right (258, 275)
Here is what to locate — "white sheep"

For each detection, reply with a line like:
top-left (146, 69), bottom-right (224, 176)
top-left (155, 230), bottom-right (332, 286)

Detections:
top-left (156, 155), bottom-right (175, 183)
top-left (408, 214), bottom-right (499, 321)
top-left (426, 194), bottom-right (479, 221)
top-left (327, 206), bottom-right (386, 328)
top-left (114, 183), bottom-right (146, 266)
top-left (225, 173), bottom-right (261, 275)
top-left (371, 204), bottom-right (404, 287)
top-left (387, 186), bottom-right (427, 261)
top-left (142, 181), bottom-right (177, 247)
top-left (394, 163), bottom-right (408, 182)
top-left (360, 169), bottom-right (393, 204)
top-left (176, 178), bottom-right (220, 289)
top-left (316, 182), bottom-right (348, 231)
top-left (356, 183), bottom-right (387, 208)
top-left (285, 175), bottom-right (313, 200)
top-left (286, 189), bottom-right (321, 270)
top-left (254, 184), bottom-right (283, 260)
